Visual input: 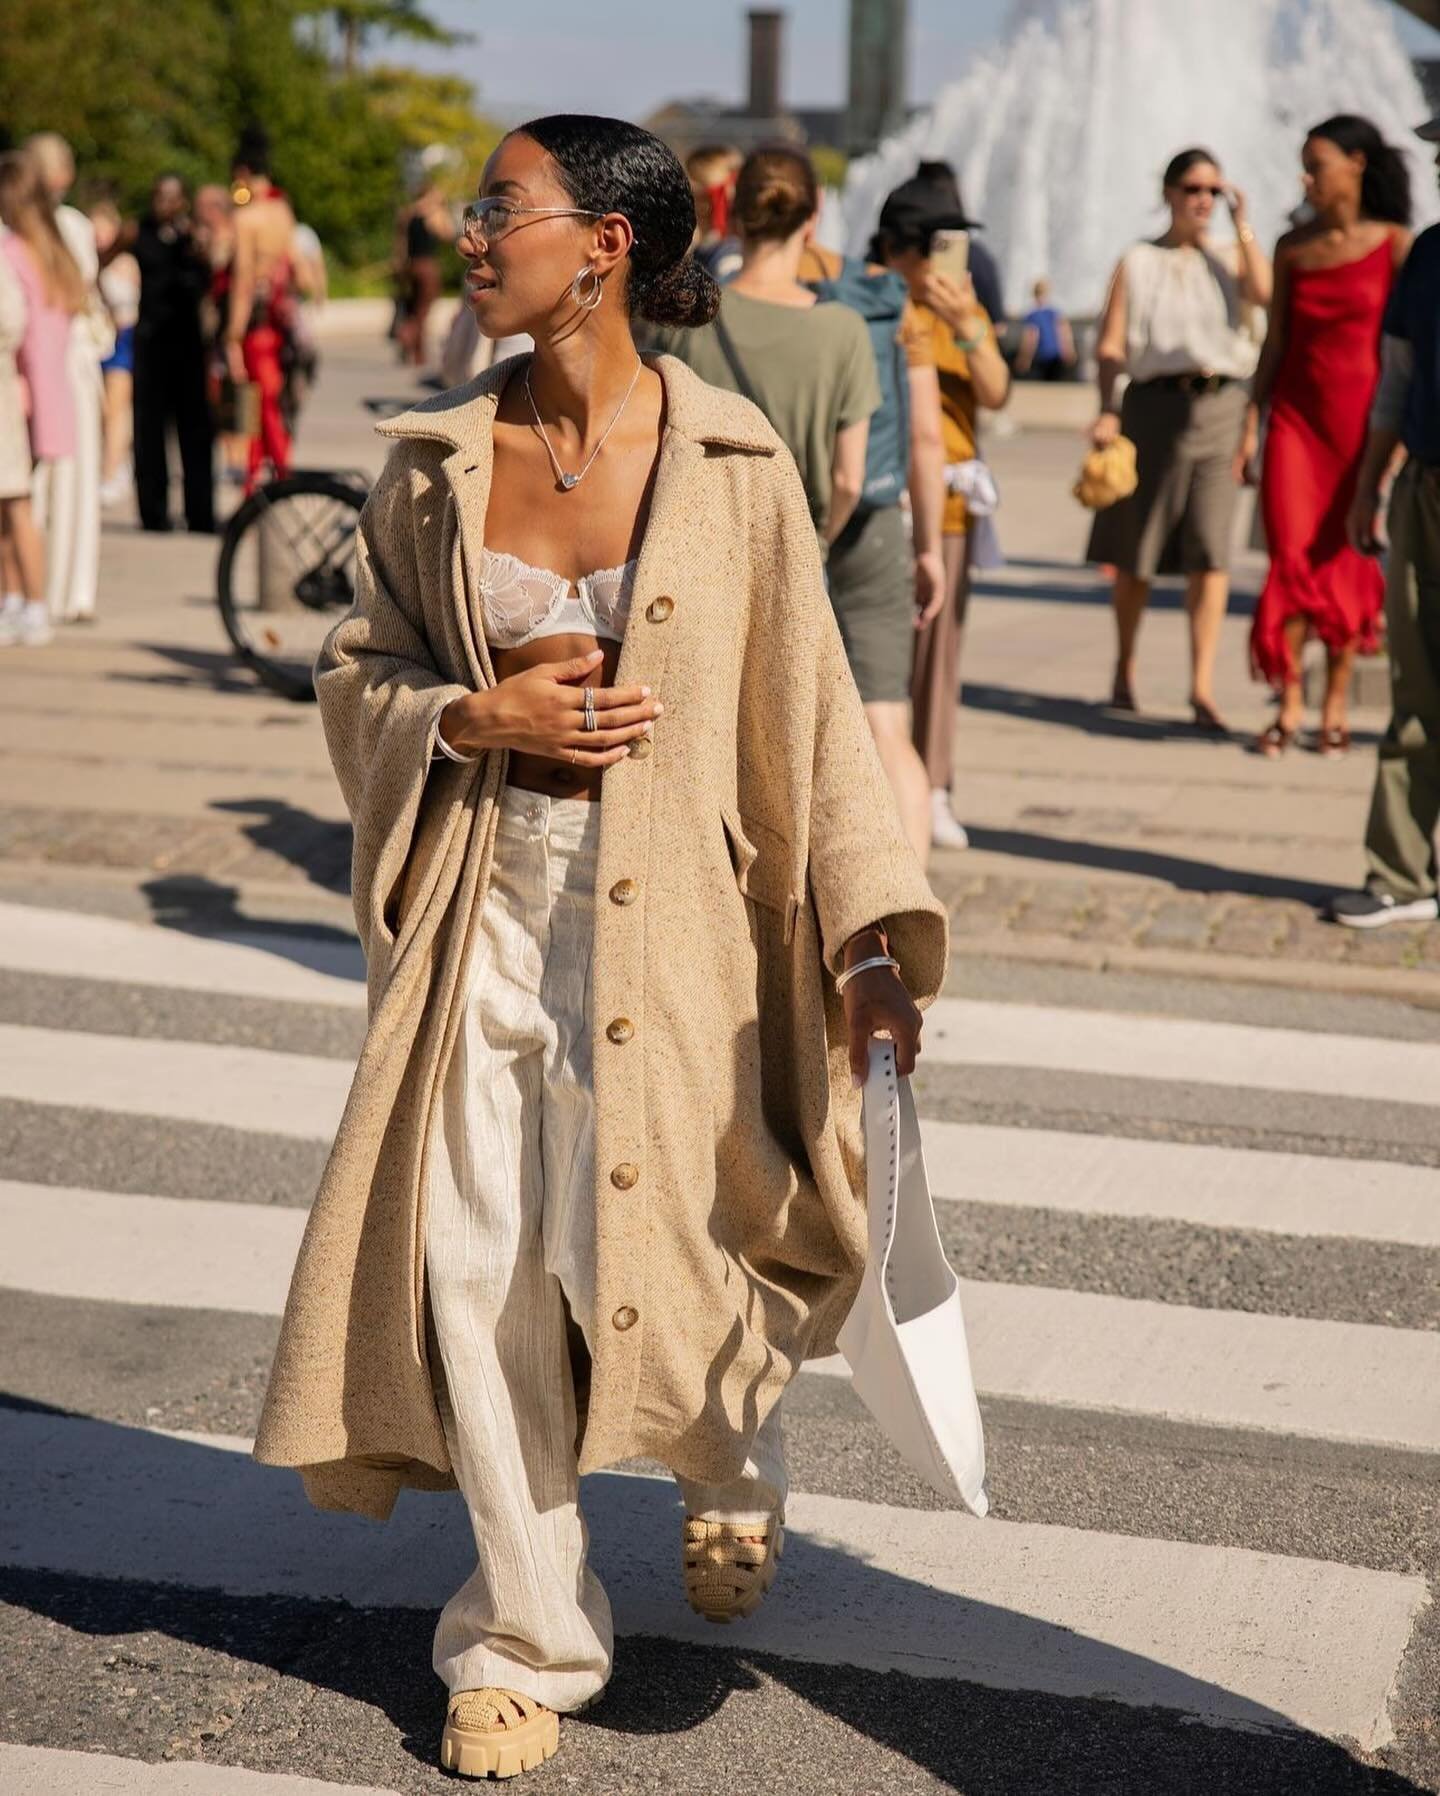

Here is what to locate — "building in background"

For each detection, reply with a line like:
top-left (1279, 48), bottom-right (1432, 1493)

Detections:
top-left (847, 0), bottom-right (909, 154)
top-left (644, 3), bottom-right (914, 171)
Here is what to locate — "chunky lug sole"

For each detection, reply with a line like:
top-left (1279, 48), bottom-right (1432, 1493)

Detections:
top-left (440, 1697), bottom-right (558, 1780)
top-left (683, 1516), bottom-right (785, 1624)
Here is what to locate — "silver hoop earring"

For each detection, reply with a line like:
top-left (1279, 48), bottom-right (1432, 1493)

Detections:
top-left (571, 263), bottom-right (604, 312)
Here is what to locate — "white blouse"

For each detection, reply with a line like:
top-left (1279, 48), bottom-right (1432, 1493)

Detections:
top-left (1122, 240), bottom-right (1258, 383)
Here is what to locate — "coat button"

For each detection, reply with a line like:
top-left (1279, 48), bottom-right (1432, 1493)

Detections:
top-left (612, 1305), bottom-right (639, 1331)
top-left (609, 878), bottom-right (638, 905)
top-left (627, 734), bottom-right (653, 759)
top-left (646, 594), bottom-right (675, 623)
top-left (606, 1017), bottom-right (634, 1045)
top-left (610, 1162), bottom-right (639, 1189)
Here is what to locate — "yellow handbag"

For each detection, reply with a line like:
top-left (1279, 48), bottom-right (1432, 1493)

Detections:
top-left (1073, 436), bottom-right (1139, 510)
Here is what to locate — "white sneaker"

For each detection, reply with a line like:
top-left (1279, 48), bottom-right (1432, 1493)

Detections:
top-left (10, 604), bottom-right (53, 648)
top-left (930, 789), bottom-right (970, 850)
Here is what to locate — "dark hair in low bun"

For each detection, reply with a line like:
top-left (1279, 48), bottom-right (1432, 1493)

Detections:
top-left (1309, 113), bottom-right (1412, 225)
top-left (516, 112), bottom-right (720, 329)
top-left (734, 146), bottom-right (818, 242)
top-left (640, 254), bottom-right (721, 327)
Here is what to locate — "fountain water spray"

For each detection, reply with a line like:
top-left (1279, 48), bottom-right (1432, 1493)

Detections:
top-left (838, 0), bottom-right (1436, 314)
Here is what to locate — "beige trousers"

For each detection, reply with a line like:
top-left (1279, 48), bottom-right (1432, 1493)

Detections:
top-left (426, 785), bottom-right (786, 1708)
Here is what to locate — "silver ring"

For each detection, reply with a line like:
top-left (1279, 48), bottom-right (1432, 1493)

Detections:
top-left (583, 688), bottom-right (597, 732)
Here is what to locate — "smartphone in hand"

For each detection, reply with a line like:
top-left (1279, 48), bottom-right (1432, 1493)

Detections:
top-left (929, 229), bottom-right (970, 285)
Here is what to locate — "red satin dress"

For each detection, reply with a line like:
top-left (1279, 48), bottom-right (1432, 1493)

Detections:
top-left (1250, 240), bottom-right (1395, 687)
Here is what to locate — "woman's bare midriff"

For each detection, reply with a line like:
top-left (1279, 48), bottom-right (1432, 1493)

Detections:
top-left (492, 632), bottom-right (623, 799)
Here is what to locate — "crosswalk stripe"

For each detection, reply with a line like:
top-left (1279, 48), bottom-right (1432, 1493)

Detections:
top-left (0, 898), bottom-right (366, 1008)
top-left (13, 1180), bottom-right (1438, 1451)
top-left (921, 1121), bottom-right (1440, 1246)
top-left (0, 1181), bottom-right (305, 1315)
top-left (809, 1279), bottom-right (1440, 1453)
top-left (924, 997), bottom-right (1440, 1106)
top-left (0, 1024), bottom-right (349, 1140)
top-left (0, 1412), bottom-right (1422, 1748)
top-left (0, 1743), bottom-right (398, 1796)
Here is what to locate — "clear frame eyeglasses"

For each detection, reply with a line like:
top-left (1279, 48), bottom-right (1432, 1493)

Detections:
top-left (459, 197), bottom-right (602, 246)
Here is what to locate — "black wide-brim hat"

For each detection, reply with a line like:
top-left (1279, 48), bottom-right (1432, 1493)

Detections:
top-left (877, 171), bottom-right (983, 239)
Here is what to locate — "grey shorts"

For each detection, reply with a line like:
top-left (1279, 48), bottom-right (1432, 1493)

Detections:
top-left (826, 503), bottom-right (914, 704)
top-left (1087, 378), bottom-right (1246, 579)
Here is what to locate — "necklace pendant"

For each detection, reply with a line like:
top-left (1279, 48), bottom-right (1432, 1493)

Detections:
top-left (560, 472), bottom-right (581, 491)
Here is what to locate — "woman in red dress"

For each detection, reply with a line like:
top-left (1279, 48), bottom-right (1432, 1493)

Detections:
top-left (1242, 115), bottom-right (1411, 757)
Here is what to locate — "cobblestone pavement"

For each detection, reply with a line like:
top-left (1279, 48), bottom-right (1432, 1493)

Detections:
top-left (926, 866), bottom-right (1440, 977)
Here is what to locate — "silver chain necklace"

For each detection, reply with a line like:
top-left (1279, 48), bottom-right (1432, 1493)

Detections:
top-left (524, 359), bottom-right (643, 492)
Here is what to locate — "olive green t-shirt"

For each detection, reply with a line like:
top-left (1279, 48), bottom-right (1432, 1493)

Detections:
top-left (650, 289), bottom-right (881, 541)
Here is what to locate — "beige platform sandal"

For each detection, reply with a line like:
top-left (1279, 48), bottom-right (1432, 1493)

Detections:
top-left (440, 1687), bottom-right (559, 1780)
top-left (682, 1514), bottom-right (785, 1623)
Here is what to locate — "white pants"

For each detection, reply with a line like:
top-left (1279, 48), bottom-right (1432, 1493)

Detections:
top-left (34, 346), bottom-right (102, 620)
top-left (426, 785), bottom-right (787, 1708)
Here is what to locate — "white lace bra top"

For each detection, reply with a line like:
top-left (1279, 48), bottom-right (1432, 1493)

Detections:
top-left (479, 548), bottom-right (638, 649)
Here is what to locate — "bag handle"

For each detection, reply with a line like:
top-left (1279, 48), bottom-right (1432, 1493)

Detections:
top-left (712, 310), bottom-right (763, 411)
top-left (862, 1039), bottom-right (958, 1325)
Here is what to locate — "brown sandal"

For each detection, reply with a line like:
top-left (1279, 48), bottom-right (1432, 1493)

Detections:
top-left (1317, 724), bottom-right (1351, 758)
top-left (682, 1514), bottom-right (785, 1623)
top-left (1255, 719), bottom-right (1295, 758)
top-left (441, 1687), bottom-right (559, 1780)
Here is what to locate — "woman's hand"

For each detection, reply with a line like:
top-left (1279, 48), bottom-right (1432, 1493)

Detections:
top-left (439, 648), bottom-right (662, 765)
top-left (1091, 410), bottom-right (1120, 449)
top-left (226, 340), bottom-right (246, 387)
top-left (914, 549), bottom-right (946, 626)
top-left (1346, 484), bottom-right (1384, 556)
top-left (1224, 183), bottom-right (1250, 233)
top-left (1234, 414), bottom-right (1260, 486)
top-left (923, 270), bottom-right (987, 341)
top-left (841, 928), bottom-right (923, 1083)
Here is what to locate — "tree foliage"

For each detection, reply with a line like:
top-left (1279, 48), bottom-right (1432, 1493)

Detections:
top-left (0, 0), bottom-right (495, 270)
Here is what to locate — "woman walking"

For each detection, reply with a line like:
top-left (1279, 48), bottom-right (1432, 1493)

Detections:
top-left (872, 174), bottom-right (1011, 849)
top-left (0, 235), bottom-right (47, 647)
top-left (648, 146), bottom-right (880, 551)
top-left (0, 152), bottom-right (85, 648)
top-left (1244, 117), bottom-right (1411, 757)
top-left (91, 197), bottom-right (140, 507)
top-left (254, 115), bottom-right (944, 1780)
top-left (1089, 148), bottom-right (1271, 729)
top-left (395, 177), bottom-right (455, 368)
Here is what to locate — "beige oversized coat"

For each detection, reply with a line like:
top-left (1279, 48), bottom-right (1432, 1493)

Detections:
top-left (253, 353), bottom-right (948, 1520)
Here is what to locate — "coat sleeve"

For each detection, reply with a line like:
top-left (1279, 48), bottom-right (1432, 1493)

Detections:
top-left (314, 448), bottom-right (471, 967)
top-left (756, 452), bottom-right (950, 1008)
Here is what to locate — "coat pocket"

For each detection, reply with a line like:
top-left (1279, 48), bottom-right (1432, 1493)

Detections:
top-left (720, 806), bottom-right (801, 941)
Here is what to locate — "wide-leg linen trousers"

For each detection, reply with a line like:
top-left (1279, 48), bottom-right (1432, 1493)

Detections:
top-left (425, 786), bottom-right (786, 1710)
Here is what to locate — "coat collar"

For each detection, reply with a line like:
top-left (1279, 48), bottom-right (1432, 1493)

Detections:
top-left (373, 350), bottom-right (779, 461)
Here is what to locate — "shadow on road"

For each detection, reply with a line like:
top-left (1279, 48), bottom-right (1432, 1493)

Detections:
top-left (961, 825), bottom-right (1339, 906)
top-left (0, 1401), bottom-right (1426, 1795)
top-left (207, 797), bottom-right (352, 895)
top-left (974, 561), bottom-right (1260, 616)
top-left (141, 875), bottom-right (363, 982)
top-left (962, 681), bottom-right (1382, 750)
top-left (108, 640), bottom-right (267, 696)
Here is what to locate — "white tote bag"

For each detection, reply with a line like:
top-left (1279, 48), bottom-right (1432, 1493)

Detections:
top-left (835, 1039), bottom-right (989, 1515)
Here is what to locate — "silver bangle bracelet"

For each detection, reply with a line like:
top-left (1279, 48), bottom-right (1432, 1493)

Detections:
top-left (835, 953), bottom-right (900, 994)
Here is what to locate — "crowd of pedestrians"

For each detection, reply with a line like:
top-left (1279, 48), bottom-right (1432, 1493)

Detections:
top-left (1076, 111), bottom-right (1437, 927)
top-left (0, 127), bottom-right (324, 646)
top-left (650, 145), bottom-right (1011, 864)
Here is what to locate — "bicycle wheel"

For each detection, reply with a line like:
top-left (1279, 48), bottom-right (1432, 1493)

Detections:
top-left (217, 472), bottom-right (367, 700)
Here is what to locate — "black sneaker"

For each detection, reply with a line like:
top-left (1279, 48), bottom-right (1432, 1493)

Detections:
top-left (1326, 889), bottom-right (1440, 929)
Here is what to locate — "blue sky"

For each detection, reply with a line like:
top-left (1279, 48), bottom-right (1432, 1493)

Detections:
top-left (408, 0), bottom-right (1440, 121)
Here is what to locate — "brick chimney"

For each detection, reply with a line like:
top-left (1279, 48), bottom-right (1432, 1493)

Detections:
top-left (747, 9), bottom-right (784, 118)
